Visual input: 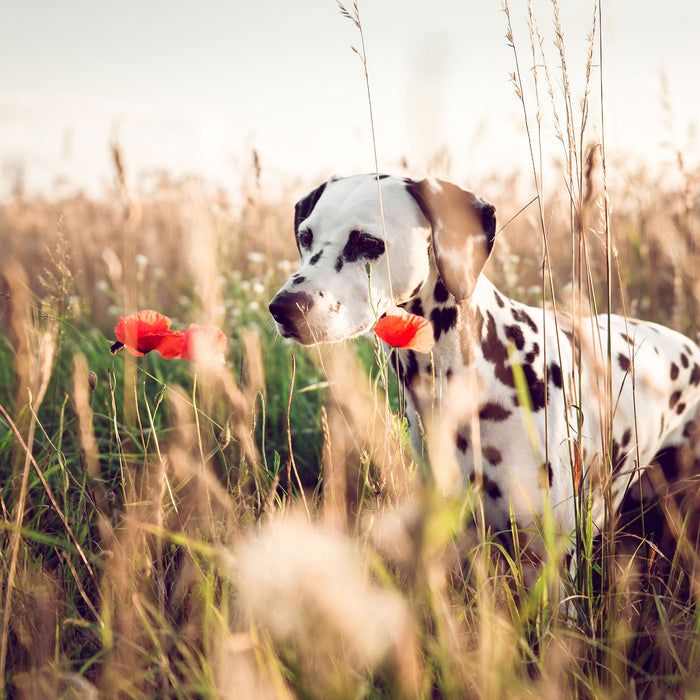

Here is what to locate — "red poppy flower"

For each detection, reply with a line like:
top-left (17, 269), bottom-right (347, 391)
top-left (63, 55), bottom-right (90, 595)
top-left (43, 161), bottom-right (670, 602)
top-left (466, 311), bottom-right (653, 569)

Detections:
top-left (111, 309), bottom-right (185, 358)
top-left (373, 306), bottom-right (435, 354)
top-left (181, 325), bottom-right (228, 367)
top-left (111, 310), bottom-right (227, 366)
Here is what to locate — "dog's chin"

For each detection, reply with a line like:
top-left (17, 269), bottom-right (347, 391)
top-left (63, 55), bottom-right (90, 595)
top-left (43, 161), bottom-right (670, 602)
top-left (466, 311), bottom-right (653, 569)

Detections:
top-left (275, 320), bottom-right (374, 346)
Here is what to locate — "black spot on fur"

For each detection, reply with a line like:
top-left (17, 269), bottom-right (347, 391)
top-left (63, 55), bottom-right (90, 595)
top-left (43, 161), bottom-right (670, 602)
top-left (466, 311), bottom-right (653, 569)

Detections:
top-left (670, 362), bottom-right (679, 380)
top-left (494, 290), bottom-right (505, 308)
top-left (620, 332), bottom-right (635, 345)
top-left (430, 306), bottom-right (458, 341)
top-left (483, 474), bottom-right (503, 500)
top-left (681, 353), bottom-right (689, 368)
top-left (651, 447), bottom-right (681, 484)
top-left (409, 297), bottom-right (425, 317)
top-left (470, 472), bottom-right (503, 500)
top-left (525, 343), bottom-right (540, 365)
top-left (341, 230), bottom-right (385, 263)
top-left (511, 307), bottom-right (538, 333)
top-left (691, 364), bottom-right (700, 386)
top-left (522, 363), bottom-right (547, 412)
top-left (611, 439), bottom-right (622, 469)
top-left (434, 279), bottom-right (450, 303)
top-left (676, 402), bottom-right (687, 415)
top-left (404, 350), bottom-right (418, 386)
top-left (621, 427), bottom-right (632, 447)
top-left (618, 352), bottom-right (631, 373)
top-left (292, 275), bottom-right (306, 286)
top-left (669, 391), bottom-right (681, 409)
top-left (309, 250), bottom-right (323, 266)
top-left (549, 362), bottom-right (562, 389)
top-left (548, 462), bottom-right (554, 487)
top-left (294, 182), bottom-right (328, 239)
top-left (505, 324), bottom-right (525, 351)
top-left (479, 402), bottom-right (512, 422)
top-left (335, 254), bottom-right (344, 272)
top-left (456, 432), bottom-right (469, 454)
top-left (482, 447), bottom-right (503, 467)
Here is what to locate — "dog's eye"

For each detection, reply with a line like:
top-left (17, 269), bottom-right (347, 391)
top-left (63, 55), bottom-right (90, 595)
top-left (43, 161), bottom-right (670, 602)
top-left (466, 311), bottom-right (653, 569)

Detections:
top-left (357, 233), bottom-right (383, 253)
top-left (298, 230), bottom-right (313, 248)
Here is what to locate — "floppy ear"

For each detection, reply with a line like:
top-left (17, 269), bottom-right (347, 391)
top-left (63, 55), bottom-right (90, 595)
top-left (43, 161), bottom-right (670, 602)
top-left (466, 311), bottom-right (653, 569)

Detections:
top-left (406, 178), bottom-right (496, 301)
top-left (293, 178), bottom-right (337, 252)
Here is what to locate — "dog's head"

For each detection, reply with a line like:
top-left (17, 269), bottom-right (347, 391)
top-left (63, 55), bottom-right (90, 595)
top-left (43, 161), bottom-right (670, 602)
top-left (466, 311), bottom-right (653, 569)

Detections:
top-left (269, 174), bottom-right (496, 345)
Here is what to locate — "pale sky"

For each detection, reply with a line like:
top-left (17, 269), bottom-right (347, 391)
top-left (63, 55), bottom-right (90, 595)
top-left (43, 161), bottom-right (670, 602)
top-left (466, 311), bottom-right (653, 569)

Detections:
top-left (1, 1), bottom-right (698, 199)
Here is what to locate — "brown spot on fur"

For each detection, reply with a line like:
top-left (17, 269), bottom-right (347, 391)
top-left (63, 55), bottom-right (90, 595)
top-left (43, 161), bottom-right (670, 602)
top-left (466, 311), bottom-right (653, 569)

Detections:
top-left (481, 312), bottom-right (515, 389)
top-left (621, 427), bottom-right (632, 447)
top-left (510, 306), bottom-right (538, 333)
top-left (505, 324), bottom-right (525, 350)
top-left (620, 332), bottom-right (635, 345)
top-left (618, 352), bottom-right (631, 373)
top-left (670, 362), bottom-right (679, 380)
top-left (691, 364), bottom-right (700, 386)
top-left (683, 419), bottom-right (699, 440)
top-left (482, 446), bottom-right (502, 466)
top-left (669, 391), bottom-right (681, 409)
top-left (479, 402), bottom-right (512, 422)
top-left (525, 343), bottom-right (540, 364)
top-left (611, 439), bottom-right (622, 469)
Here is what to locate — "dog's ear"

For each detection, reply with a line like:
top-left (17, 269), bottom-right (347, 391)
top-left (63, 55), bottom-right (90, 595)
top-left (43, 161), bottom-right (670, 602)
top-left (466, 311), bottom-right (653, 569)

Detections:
top-left (293, 178), bottom-right (337, 250)
top-left (406, 178), bottom-right (496, 301)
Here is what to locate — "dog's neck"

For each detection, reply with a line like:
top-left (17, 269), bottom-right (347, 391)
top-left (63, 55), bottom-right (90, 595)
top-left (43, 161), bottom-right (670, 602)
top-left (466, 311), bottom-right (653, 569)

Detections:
top-left (396, 269), bottom-right (532, 421)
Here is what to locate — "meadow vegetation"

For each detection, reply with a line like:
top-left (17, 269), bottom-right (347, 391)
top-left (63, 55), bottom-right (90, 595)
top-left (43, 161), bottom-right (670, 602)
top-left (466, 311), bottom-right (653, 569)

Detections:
top-left (2, 1), bottom-right (700, 698)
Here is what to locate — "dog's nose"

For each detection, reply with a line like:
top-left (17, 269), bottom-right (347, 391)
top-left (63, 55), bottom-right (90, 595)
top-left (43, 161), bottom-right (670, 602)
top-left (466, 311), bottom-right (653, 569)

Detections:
top-left (268, 290), bottom-right (314, 325)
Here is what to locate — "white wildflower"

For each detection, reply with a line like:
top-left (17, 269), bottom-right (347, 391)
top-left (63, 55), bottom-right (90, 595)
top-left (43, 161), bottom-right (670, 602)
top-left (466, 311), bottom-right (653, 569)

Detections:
top-left (246, 251), bottom-right (266, 264)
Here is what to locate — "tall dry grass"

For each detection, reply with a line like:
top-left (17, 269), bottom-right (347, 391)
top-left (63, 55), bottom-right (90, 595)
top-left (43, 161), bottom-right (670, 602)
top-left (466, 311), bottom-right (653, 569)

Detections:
top-left (0, 2), bottom-right (700, 698)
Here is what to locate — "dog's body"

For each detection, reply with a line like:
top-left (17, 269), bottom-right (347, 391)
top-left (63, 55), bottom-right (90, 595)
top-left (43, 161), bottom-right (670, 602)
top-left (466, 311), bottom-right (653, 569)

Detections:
top-left (270, 174), bottom-right (700, 543)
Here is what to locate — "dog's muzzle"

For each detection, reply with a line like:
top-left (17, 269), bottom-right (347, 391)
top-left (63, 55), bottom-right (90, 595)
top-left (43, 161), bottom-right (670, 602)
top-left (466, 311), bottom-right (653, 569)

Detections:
top-left (268, 290), bottom-right (315, 341)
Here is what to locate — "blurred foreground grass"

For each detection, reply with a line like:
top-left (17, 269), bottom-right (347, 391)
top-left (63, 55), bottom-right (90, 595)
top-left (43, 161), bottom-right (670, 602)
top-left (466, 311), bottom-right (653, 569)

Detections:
top-left (0, 150), bottom-right (699, 697)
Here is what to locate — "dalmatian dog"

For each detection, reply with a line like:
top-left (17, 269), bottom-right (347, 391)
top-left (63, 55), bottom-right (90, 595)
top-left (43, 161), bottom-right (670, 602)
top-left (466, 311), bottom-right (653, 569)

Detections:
top-left (269, 173), bottom-right (700, 558)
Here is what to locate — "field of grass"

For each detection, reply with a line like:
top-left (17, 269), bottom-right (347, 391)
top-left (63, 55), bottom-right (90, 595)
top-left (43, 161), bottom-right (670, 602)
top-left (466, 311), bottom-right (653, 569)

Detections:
top-left (2, 3), bottom-right (700, 698)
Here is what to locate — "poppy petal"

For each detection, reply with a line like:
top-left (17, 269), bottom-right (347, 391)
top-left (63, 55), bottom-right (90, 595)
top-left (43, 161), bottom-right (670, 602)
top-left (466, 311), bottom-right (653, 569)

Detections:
top-left (111, 310), bottom-right (225, 364)
top-left (373, 307), bottom-right (435, 354)
top-left (114, 310), bottom-right (173, 356)
top-left (181, 325), bottom-right (228, 366)
top-left (150, 331), bottom-right (185, 359)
